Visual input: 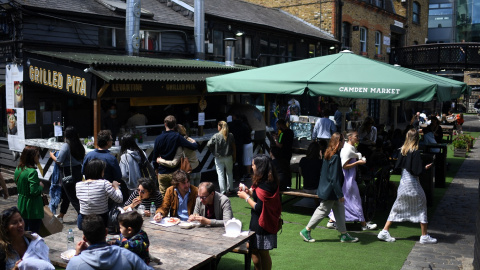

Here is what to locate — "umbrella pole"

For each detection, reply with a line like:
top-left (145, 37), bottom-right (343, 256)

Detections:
top-left (338, 106), bottom-right (351, 134)
top-left (392, 101), bottom-right (401, 130)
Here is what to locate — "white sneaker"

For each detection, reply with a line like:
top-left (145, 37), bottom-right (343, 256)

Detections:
top-left (362, 222), bottom-right (378, 231)
top-left (420, 234), bottom-right (437, 244)
top-left (326, 221), bottom-right (336, 229)
top-left (377, 230), bottom-right (396, 242)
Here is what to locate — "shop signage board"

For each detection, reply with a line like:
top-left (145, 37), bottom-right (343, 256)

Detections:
top-left (5, 63), bottom-right (25, 151)
top-left (26, 58), bottom-right (95, 99)
top-left (105, 82), bottom-right (204, 98)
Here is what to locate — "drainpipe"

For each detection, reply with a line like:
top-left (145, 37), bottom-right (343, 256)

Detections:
top-left (194, 0), bottom-right (205, 60)
top-left (126, 0), bottom-right (141, 56)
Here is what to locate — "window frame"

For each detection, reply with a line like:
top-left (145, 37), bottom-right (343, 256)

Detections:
top-left (413, 2), bottom-right (420, 24)
top-left (360, 27), bottom-right (367, 53)
top-left (375, 31), bottom-right (382, 55)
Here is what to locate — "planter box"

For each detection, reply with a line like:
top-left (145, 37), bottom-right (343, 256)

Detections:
top-left (453, 148), bottom-right (467, 157)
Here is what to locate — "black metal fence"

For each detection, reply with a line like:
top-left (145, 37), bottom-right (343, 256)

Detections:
top-left (389, 43), bottom-right (480, 70)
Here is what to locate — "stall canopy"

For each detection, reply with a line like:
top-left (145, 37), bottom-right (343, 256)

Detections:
top-left (206, 50), bottom-right (471, 103)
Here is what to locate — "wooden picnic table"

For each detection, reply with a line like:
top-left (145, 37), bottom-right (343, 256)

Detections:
top-left (44, 220), bottom-right (255, 270)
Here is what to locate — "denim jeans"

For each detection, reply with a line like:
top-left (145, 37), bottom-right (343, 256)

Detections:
top-left (214, 156), bottom-right (234, 194)
top-left (307, 199), bottom-right (347, 233)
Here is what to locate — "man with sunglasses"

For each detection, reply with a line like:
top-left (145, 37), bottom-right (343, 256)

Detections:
top-left (188, 182), bottom-right (233, 226)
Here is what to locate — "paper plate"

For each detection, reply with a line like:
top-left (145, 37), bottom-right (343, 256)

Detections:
top-left (60, 249), bottom-right (76, 262)
top-left (178, 222), bottom-right (195, 229)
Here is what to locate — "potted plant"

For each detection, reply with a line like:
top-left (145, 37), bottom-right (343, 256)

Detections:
top-left (451, 136), bottom-right (468, 157)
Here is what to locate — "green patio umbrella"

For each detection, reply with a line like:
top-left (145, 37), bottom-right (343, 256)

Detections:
top-left (206, 51), bottom-right (470, 102)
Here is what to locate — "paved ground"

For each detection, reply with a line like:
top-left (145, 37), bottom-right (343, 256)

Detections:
top-left (401, 114), bottom-right (480, 270)
top-left (0, 115), bottom-right (479, 270)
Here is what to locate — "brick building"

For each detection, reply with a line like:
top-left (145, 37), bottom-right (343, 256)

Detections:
top-left (244, 0), bottom-right (430, 125)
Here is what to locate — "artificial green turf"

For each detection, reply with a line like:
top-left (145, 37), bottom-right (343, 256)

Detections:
top-left (217, 132), bottom-right (479, 270)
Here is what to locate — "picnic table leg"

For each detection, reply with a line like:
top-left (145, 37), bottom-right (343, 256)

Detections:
top-left (245, 246), bottom-right (252, 270)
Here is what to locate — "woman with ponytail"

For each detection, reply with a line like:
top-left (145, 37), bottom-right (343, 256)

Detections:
top-left (299, 132), bottom-right (359, 243)
top-left (207, 121), bottom-right (236, 195)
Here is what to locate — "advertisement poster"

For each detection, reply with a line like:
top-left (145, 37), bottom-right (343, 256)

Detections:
top-left (6, 64), bottom-right (25, 151)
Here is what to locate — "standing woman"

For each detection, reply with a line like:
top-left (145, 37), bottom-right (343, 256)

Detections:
top-left (119, 133), bottom-right (145, 195)
top-left (377, 129), bottom-right (436, 244)
top-left (237, 154), bottom-right (281, 270)
top-left (49, 126), bottom-right (85, 222)
top-left (299, 132), bottom-right (359, 243)
top-left (207, 121), bottom-right (236, 195)
top-left (328, 131), bottom-right (377, 230)
top-left (14, 146), bottom-right (44, 233)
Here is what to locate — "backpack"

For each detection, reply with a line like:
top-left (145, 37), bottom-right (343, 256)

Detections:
top-left (139, 153), bottom-right (157, 188)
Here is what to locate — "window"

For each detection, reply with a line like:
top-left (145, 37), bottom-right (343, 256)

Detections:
top-left (360, 27), bottom-right (367, 53)
top-left (309, 44), bottom-right (316, 58)
top-left (375, 31), bottom-right (382, 54)
top-left (413, 2), bottom-right (420, 24)
top-left (140, 31), bottom-right (161, 51)
top-left (342, 22), bottom-right (351, 50)
top-left (213, 30), bottom-right (224, 56)
top-left (428, 3), bottom-right (453, 28)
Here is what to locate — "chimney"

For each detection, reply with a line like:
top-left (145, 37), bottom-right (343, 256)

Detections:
top-left (194, 0), bottom-right (205, 59)
top-left (126, 0), bottom-right (141, 56)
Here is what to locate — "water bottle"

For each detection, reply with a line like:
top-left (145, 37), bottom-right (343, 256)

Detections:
top-left (137, 204), bottom-right (145, 216)
top-left (150, 202), bottom-right (156, 221)
top-left (67, 229), bottom-right (74, 250)
top-left (115, 137), bottom-right (119, 146)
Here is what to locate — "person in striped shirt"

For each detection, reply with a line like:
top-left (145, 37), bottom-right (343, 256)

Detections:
top-left (123, 178), bottom-right (163, 216)
top-left (76, 158), bottom-right (123, 230)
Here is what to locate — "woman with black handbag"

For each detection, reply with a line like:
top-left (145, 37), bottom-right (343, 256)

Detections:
top-left (49, 126), bottom-right (85, 223)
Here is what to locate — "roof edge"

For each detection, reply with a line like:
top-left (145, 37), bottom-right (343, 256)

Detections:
top-left (279, 10), bottom-right (336, 40)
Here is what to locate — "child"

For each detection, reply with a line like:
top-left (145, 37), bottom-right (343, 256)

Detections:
top-left (115, 211), bottom-right (150, 264)
top-left (456, 113), bottom-right (464, 134)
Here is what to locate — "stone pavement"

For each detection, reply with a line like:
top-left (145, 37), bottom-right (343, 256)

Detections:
top-left (402, 114), bottom-right (480, 270)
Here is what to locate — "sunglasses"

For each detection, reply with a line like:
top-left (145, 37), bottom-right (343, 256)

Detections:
top-left (137, 189), bottom-right (146, 194)
top-left (1, 206), bottom-right (19, 220)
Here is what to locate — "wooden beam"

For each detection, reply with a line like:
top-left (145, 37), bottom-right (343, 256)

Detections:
top-left (93, 84), bottom-right (109, 147)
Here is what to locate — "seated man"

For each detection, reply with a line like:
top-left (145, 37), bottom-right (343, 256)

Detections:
top-left (188, 182), bottom-right (233, 226)
top-left (67, 215), bottom-right (152, 270)
top-left (154, 170), bottom-right (198, 222)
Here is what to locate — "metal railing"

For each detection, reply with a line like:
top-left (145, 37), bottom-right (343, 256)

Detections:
top-left (389, 43), bottom-right (480, 70)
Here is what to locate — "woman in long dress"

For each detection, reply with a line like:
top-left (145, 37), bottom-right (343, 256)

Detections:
top-left (377, 128), bottom-right (437, 244)
top-left (329, 131), bottom-right (377, 230)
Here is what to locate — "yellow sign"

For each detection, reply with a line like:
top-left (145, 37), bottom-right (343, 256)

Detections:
top-left (26, 110), bottom-right (36, 125)
top-left (112, 84), bottom-right (143, 92)
top-left (28, 66), bottom-right (87, 96)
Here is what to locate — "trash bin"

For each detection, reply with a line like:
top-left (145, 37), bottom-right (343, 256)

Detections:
top-left (424, 144), bottom-right (447, 188)
top-left (419, 153), bottom-right (435, 207)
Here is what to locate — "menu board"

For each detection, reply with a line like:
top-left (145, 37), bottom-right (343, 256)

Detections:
top-left (290, 122), bottom-right (314, 140)
top-left (5, 64), bottom-right (25, 151)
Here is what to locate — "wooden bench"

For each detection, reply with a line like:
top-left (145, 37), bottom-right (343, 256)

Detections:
top-left (280, 189), bottom-right (320, 205)
top-left (440, 125), bottom-right (454, 143)
top-left (230, 242), bottom-right (251, 270)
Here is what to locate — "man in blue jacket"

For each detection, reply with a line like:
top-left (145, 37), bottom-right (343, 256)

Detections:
top-left (153, 115), bottom-right (198, 196)
top-left (67, 215), bottom-right (152, 270)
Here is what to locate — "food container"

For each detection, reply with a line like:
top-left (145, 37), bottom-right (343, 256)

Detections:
top-left (60, 249), bottom-right (76, 262)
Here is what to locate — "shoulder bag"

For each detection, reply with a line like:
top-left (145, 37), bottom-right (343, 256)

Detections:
top-left (180, 150), bottom-right (192, 173)
top-left (62, 154), bottom-right (75, 185)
